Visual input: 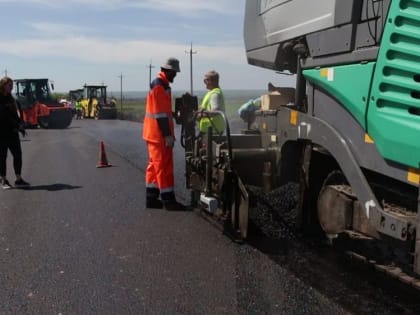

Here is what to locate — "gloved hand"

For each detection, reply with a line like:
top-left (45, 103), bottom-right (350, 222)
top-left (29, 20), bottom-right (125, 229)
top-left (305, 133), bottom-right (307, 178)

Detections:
top-left (195, 109), bottom-right (205, 120)
top-left (164, 135), bottom-right (175, 148)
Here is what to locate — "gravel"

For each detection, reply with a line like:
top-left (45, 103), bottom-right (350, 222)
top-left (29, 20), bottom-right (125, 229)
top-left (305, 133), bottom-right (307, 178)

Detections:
top-left (248, 182), bottom-right (299, 240)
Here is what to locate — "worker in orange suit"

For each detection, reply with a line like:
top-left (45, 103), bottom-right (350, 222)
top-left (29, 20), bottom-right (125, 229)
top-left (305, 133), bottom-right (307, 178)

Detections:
top-left (142, 57), bottom-right (186, 211)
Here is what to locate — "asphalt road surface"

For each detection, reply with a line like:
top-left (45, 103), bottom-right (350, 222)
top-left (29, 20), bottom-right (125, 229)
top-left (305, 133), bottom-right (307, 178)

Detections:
top-left (0, 119), bottom-right (418, 314)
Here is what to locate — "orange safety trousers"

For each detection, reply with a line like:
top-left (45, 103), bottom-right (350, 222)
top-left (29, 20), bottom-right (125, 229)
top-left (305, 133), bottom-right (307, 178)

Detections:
top-left (145, 141), bottom-right (174, 200)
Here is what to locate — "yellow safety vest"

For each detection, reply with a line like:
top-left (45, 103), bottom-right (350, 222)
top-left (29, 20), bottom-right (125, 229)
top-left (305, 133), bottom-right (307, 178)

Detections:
top-left (199, 88), bottom-right (225, 134)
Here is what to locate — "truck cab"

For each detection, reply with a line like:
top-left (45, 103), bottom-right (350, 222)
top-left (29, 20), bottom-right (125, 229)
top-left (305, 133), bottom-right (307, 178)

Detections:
top-left (14, 78), bottom-right (73, 128)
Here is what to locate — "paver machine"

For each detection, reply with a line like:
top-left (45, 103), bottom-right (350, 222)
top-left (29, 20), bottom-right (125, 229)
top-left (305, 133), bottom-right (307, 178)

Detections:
top-left (79, 84), bottom-right (117, 119)
top-left (177, 0), bottom-right (420, 286)
top-left (14, 78), bottom-right (73, 129)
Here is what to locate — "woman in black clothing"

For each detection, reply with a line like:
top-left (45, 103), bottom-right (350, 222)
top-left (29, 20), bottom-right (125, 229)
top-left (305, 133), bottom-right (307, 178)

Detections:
top-left (0, 76), bottom-right (29, 189)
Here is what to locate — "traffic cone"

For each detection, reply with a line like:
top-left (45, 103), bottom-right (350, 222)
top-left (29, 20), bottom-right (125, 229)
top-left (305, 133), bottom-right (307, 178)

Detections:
top-left (96, 141), bottom-right (112, 168)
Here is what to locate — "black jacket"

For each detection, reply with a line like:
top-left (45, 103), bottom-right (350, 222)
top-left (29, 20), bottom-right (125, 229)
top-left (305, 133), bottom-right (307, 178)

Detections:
top-left (0, 94), bottom-right (21, 137)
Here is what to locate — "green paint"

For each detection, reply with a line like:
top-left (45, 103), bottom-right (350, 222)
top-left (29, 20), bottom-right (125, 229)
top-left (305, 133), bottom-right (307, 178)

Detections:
top-left (304, 63), bottom-right (374, 130)
top-left (369, 0), bottom-right (420, 168)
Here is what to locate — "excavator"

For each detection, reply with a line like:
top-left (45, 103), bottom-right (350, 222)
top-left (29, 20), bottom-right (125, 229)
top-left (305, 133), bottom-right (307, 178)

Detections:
top-left (176, 0), bottom-right (420, 288)
top-left (14, 78), bottom-right (73, 129)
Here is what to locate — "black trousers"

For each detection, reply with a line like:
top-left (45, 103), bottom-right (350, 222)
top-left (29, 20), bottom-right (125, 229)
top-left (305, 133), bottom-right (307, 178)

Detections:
top-left (0, 132), bottom-right (22, 177)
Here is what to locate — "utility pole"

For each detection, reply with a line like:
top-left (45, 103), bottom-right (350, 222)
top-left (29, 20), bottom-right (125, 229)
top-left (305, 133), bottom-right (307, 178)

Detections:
top-left (185, 42), bottom-right (197, 95)
top-left (146, 61), bottom-right (155, 88)
top-left (4, 69), bottom-right (8, 77)
top-left (118, 73), bottom-right (123, 111)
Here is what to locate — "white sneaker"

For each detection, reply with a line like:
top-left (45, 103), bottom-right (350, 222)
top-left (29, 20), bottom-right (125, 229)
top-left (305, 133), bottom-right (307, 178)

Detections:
top-left (1, 179), bottom-right (12, 190)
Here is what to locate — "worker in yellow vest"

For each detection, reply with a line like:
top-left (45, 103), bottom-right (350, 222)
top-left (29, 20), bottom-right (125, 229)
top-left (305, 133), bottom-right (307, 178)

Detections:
top-left (197, 70), bottom-right (226, 134)
top-left (75, 98), bottom-right (82, 119)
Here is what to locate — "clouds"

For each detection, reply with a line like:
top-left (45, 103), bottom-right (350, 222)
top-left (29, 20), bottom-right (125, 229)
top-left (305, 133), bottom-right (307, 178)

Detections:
top-left (0, 0), bottom-right (291, 91)
top-left (29, 22), bottom-right (90, 36)
top-left (123, 0), bottom-right (241, 15)
top-left (0, 36), bottom-right (246, 65)
top-left (0, 0), bottom-right (246, 67)
top-left (0, 0), bottom-right (242, 15)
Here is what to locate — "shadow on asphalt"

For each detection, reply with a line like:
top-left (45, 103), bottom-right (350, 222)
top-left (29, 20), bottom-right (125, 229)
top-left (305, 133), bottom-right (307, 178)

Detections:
top-left (15, 183), bottom-right (82, 191)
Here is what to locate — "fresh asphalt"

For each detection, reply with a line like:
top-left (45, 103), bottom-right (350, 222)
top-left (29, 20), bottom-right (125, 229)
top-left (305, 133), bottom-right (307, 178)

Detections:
top-left (0, 119), bottom-right (416, 314)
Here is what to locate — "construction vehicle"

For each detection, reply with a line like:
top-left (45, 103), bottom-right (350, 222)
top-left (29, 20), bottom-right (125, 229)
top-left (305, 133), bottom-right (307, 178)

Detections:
top-left (177, 0), bottom-right (420, 286)
top-left (79, 85), bottom-right (117, 119)
top-left (68, 88), bottom-right (83, 116)
top-left (68, 88), bottom-right (84, 119)
top-left (69, 89), bottom-right (84, 105)
top-left (14, 78), bottom-right (73, 129)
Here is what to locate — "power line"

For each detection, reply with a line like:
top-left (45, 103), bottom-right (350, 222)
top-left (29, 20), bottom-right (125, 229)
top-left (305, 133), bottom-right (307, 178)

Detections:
top-left (117, 73), bottom-right (123, 111)
top-left (185, 42), bottom-right (197, 95)
top-left (146, 61), bottom-right (155, 89)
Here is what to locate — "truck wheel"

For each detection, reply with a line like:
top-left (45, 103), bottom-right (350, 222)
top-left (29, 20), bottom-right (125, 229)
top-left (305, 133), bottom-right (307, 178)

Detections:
top-left (317, 170), bottom-right (351, 238)
top-left (49, 109), bottom-right (73, 128)
top-left (300, 150), bottom-right (338, 236)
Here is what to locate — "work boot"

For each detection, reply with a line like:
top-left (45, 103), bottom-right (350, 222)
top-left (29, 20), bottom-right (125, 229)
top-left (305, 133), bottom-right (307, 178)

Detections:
top-left (145, 187), bottom-right (162, 209)
top-left (146, 198), bottom-right (163, 209)
top-left (163, 200), bottom-right (186, 211)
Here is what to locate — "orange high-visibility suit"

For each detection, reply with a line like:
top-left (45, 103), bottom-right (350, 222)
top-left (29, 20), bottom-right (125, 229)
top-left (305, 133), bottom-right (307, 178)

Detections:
top-left (143, 71), bottom-right (175, 202)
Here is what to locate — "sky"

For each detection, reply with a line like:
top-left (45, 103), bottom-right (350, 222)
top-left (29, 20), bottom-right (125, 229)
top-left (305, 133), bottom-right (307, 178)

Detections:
top-left (0, 0), bottom-right (295, 93)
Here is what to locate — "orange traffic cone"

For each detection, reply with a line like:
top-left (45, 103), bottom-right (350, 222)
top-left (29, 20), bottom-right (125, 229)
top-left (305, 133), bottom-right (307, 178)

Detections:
top-left (96, 141), bottom-right (112, 168)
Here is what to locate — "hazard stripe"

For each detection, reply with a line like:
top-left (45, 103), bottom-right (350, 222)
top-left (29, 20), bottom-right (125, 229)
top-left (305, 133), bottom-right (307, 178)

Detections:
top-left (160, 187), bottom-right (174, 193)
top-left (146, 183), bottom-right (159, 189)
top-left (145, 112), bottom-right (170, 119)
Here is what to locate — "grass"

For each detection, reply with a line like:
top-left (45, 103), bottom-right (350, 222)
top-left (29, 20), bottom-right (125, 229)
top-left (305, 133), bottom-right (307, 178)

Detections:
top-left (116, 94), bottom-right (258, 122)
top-left (54, 89), bottom-right (264, 122)
top-left (116, 98), bottom-right (145, 121)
